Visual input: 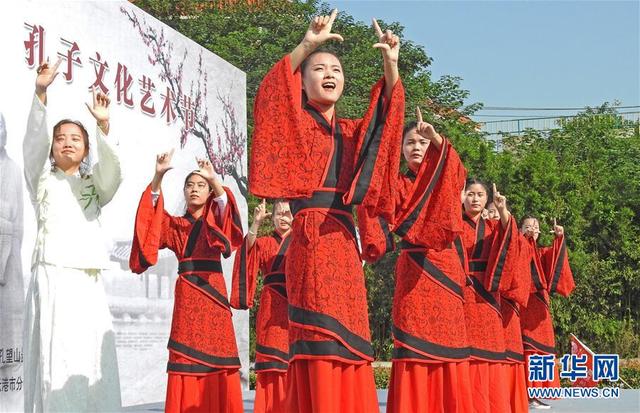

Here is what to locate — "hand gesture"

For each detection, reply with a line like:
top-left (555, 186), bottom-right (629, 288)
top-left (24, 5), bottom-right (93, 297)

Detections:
top-left (415, 107), bottom-right (441, 144)
top-left (35, 58), bottom-right (62, 93)
top-left (195, 157), bottom-right (216, 184)
top-left (85, 86), bottom-right (111, 126)
top-left (550, 218), bottom-right (564, 237)
top-left (253, 199), bottom-right (272, 226)
top-left (303, 9), bottom-right (344, 48)
top-left (155, 148), bottom-right (175, 176)
top-left (372, 19), bottom-right (400, 63)
top-left (492, 183), bottom-right (507, 212)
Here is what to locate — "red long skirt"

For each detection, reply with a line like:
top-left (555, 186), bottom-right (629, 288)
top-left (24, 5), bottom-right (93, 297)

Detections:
top-left (524, 351), bottom-right (561, 390)
top-left (468, 360), bottom-right (511, 413)
top-left (505, 363), bottom-right (529, 413)
top-left (386, 360), bottom-right (473, 413)
top-left (165, 370), bottom-right (243, 413)
top-left (285, 359), bottom-right (378, 413)
top-left (254, 371), bottom-right (286, 413)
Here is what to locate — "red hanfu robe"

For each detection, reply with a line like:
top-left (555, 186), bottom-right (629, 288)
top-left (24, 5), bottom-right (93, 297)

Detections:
top-left (359, 139), bottom-right (473, 413)
top-left (129, 185), bottom-right (243, 413)
top-left (250, 54), bottom-right (405, 412)
top-left (231, 232), bottom-right (290, 413)
top-left (521, 235), bottom-right (574, 390)
top-left (460, 212), bottom-right (522, 413)
top-left (498, 232), bottom-right (532, 413)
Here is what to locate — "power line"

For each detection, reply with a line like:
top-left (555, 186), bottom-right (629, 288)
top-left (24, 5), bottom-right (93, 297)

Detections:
top-left (478, 105), bottom-right (640, 111)
top-left (479, 111), bottom-right (640, 124)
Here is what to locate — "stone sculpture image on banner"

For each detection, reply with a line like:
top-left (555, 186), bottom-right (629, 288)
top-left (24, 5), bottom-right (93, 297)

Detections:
top-left (0, 1), bottom-right (248, 408)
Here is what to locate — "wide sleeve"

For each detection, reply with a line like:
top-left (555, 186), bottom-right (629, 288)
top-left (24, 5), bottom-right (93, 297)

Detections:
top-left (541, 235), bottom-right (575, 297)
top-left (356, 206), bottom-right (395, 263)
top-left (91, 127), bottom-right (122, 207)
top-left (129, 184), bottom-right (181, 274)
top-left (392, 139), bottom-right (466, 250)
top-left (483, 217), bottom-right (525, 297)
top-left (343, 78), bottom-right (405, 223)
top-left (202, 186), bottom-right (244, 258)
top-left (230, 236), bottom-right (274, 309)
top-left (23, 94), bottom-right (52, 203)
top-left (496, 231), bottom-right (532, 307)
top-left (250, 54), bottom-right (317, 199)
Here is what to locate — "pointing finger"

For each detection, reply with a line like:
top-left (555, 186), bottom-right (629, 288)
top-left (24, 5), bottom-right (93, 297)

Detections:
top-left (328, 9), bottom-right (338, 25)
top-left (52, 57), bottom-right (63, 72)
top-left (416, 106), bottom-right (423, 123)
top-left (372, 18), bottom-right (384, 38)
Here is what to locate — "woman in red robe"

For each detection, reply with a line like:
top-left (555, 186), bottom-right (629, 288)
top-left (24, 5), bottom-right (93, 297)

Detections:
top-left (520, 216), bottom-right (575, 410)
top-left (461, 180), bottom-right (526, 412)
top-left (231, 199), bottom-right (292, 413)
top-left (485, 207), bottom-right (531, 413)
top-left (358, 108), bottom-right (473, 413)
top-left (129, 150), bottom-right (244, 413)
top-left (249, 9), bottom-right (405, 412)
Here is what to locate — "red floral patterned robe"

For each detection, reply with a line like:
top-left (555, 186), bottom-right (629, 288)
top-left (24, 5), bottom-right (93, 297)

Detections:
top-left (231, 231), bottom-right (290, 413)
top-left (358, 138), bottom-right (474, 413)
top-left (129, 185), bottom-right (243, 412)
top-left (460, 211), bottom-right (523, 413)
top-left (521, 235), bottom-right (574, 390)
top-left (250, 54), bottom-right (405, 412)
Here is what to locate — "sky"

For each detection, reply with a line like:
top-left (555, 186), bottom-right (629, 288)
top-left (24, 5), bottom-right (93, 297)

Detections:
top-left (327, 0), bottom-right (640, 122)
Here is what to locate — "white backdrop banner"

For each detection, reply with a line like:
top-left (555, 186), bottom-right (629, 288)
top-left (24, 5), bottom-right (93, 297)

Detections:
top-left (0, 0), bottom-right (248, 408)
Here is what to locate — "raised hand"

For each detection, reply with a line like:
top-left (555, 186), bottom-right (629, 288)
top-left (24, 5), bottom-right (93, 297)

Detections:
top-left (253, 198), bottom-right (272, 226)
top-left (35, 57), bottom-right (62, 93)
top-left (415, 106), bottom-right (443, 147)
top-left (303, 9), bottom-right (344, 48)
top-left (155, 148), bottom-right (175, 176)
top-left (85, 86), bottom-right (111, 134)
top-left (372, 19), bottom-right (400, 63)
top-left (550, 218), bottom-right (564, 237)
top-left (492, 183), bottom-right (507, 212)
top-left (492, 183), bottom-right (511, 228)
top-left (195, 157), bottom-right (216, 183)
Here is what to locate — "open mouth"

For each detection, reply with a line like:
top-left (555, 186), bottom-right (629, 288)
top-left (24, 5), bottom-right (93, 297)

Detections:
top-left (322, 81), bottom-right (336, 91)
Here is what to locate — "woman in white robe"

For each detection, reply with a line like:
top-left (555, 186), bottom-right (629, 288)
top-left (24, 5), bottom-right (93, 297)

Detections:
top-left (22, 59), bottom-right (122, 412)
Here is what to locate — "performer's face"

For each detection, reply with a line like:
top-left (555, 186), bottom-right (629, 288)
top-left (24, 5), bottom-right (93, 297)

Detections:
top-left (272, 200), bottom-right (292, 234)
top-left (51, 123), bottom-right (88, 171)
top-left (486, 202), bottom-right (500, 221)
top-left (521, 217), bottom-right (540, 241)
top-left (184, 174), bottom-right (210, 209)
top-left (302, 52), bottom-right (344, 108)
top-left (402, 127), bottom-right (429, 172)
top-left (463, 183), bottom-right (488, 215)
